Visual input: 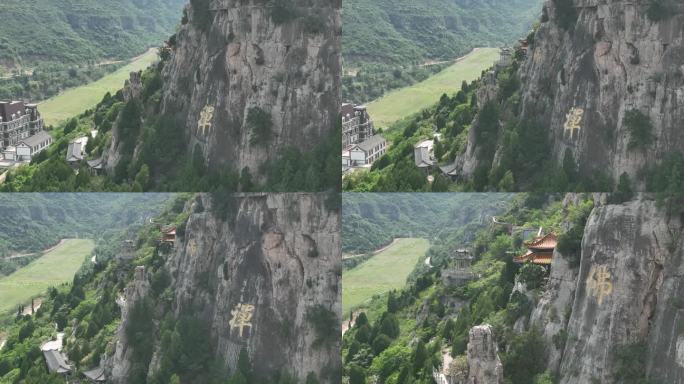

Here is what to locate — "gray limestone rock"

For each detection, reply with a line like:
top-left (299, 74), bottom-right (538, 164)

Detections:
top-left (467, 324), bottom-right (504, 384)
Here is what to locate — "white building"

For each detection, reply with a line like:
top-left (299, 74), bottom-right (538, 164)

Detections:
top-left (66, 136), bottom-right (88, 165)
top-left (0, 101), bottom-right (45, 149)
top-left (342, 103), bottom-right (374, 147)
top-left (414, 139), bottom-right (435, 169)
top-left (344, 135), bottom-right (387, 168)
top-left (15, 131), bottom-right (52, 161)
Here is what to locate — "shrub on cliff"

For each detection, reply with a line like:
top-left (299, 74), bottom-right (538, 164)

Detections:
top-left (553, 0), bottom-right (578, 31)
top-left (247, 107), bottom-right (273, 146)
top-left (647, 0), bottom-right (672, 22)
top-left (190, 0), bottom-right (212, 30)
top-left (271, 0), bottom-right (299, 24)
top-left (624, 110), bottom-right (654, 151)
top-left (502, 327), bottom-right (548, 384)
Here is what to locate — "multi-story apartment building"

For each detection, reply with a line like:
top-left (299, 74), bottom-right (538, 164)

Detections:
top-left (341, 103), bottom-right (387, 172)
top-left (0, 101), bottom-right (45, 149)
top-left (342, 103), bottom-right (374, 147)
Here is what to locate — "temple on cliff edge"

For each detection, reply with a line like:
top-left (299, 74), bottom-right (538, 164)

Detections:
top-left (513, 232), bottom-right (557, 266)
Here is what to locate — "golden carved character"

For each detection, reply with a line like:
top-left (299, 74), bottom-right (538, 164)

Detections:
top-left (198, 105), bottom-right (215, 136)
top-left (229, 303), bottom-right (255, 338)
top-left (563, 107), bottom-right (584, 139)
top-left (586, 265), bottom-right (613, 306)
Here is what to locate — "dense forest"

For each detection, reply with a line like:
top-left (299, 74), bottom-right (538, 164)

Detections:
top-left (342, 193), bottom-right (511, 254)
top-left (342, 193), bottom-right (592, 384)
top-left (0, 194), bottom-right (170, 275)
top-left (0, 194), bottom-right (316, 384)
top-left (342, 0), bottom-right (542, 102)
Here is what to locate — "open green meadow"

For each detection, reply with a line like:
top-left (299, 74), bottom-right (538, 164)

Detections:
top-left (39, 49), bottom-right (158, 126)
top-left (367, 47), bottom-right (499, 128)
top-left (0, 239), bottom-right (95, 314)
top-left (342, 237), bottom-right (429, 313)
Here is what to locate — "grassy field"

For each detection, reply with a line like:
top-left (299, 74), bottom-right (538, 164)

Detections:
top-left (39, 49), bottom-right (158, 126)
top-left (343, 237), bottom-right (430, 313)
top-left (0, 239), bottom-right (95, 314)
top-left (367, 47), bottom-right (500, 128)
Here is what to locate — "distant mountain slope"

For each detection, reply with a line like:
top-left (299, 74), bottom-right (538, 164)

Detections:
top-left (0, 193), bottom-right (170, 256)
top-left (342, 193), bottom-right (511, 253)
top-left (0, 0), bottom-right (185, 69)
top-left (343, 0), bottom-right (543, 65)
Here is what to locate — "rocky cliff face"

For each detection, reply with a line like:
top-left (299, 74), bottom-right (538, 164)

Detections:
top-left (466, 324), bottom-right (504, 384)
top-left (462, 0), bottom-right (684, 188)
top-left (108, 193), bottom-right (341, 382)
top-left (531, 196), bottom-right (684, 383)
top-left (107, 0), bottom-right (341, 181)
top-left (110, 266), bottom-right (151, 381)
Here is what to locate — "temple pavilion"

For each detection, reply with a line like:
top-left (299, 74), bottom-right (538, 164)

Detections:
top-left (161, 226), bottom-right (176, 243)
top-left (513, 232), bottom-right (557, 266)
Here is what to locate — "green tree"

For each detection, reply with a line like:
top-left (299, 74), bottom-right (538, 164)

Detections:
top-left (498, 170), bottom-right (515, 192)
top-left (624, 110), bottom-right (654, 151)
top-left (240, 167), bottom-right (254, 192)
top-left (412, 340), bottom-right (427, 374)
top-left (519, 263), bottom-right (546, 289)
top-left (348, 364), bottom-right (366, 384)
top-left (431, 174), bottom-right (450, 192)
top-left (612, 172), bottom-right (633, 203)
top-left (553, 0), bottom-right (578, 30)
top-left (305, 372), bottom-right (320, 384)
top-left (247, 107), bottom-right (273, 145)
top-left (135, 164), bottom-right (150, 191)
top-left (502, 327), bottom-right (548, 384)
top-left (372, 334), bottom-right (392, 355)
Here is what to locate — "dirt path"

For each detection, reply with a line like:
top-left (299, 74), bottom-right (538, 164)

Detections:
top-left (341, 312), bottom-right (358, 335)
top-left (6, 239), bottom-right (70, 260)
top-left (343, 238), bottom-right (407, 260)
top-left (21, 298), bottom-right (43, 316)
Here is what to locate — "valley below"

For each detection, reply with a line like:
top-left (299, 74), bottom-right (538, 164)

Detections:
top-left (38, 49), bottom-right (158, 126)
top-left (0, 239), bottom-right (94, 314)
top-left (343, 237), bottom-right (430, 313)
top-left (367, 48), bottom-right (499, 129)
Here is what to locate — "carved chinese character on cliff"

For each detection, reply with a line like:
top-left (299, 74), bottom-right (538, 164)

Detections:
top-left (586, 265), bottom-right (613, 306)
top-left (187, 239), bottom-right (197, 255)
top-left (229, 303), bottom-right (255, 338)
top-left (198, 105), bottom-right (215, 136)
top-left (564, 107), bottom-right (584, 141)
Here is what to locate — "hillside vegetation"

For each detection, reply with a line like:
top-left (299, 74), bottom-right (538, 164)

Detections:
top-left (0, 0), bottom-right (183, 101)
top-left (343, 238), bottom-right (430, 313)
top-left (367, 48), bottom-right (499, 128)
top-left (0, 239), bottom-right (94, 314)
top-left (0, 194), bottom-right (313, 383)
top-left (341, 194), bottom-right (589, 384)
top-left (343, 0), bottom-right (542, 66)
top-left (342, 0), bottom-right (542, 106)
top-left (0, 0), bottom-right (184, 70)
top-left (342, 193), bottom-right (511, 255)
top-left (0, 193), bottom-right (171, 261)
top-left (39, 49), bottom-right (158, 126)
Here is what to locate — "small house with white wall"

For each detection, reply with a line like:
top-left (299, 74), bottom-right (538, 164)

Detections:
top-left (344, 135), bottom-right (387, 167)
top-left (66, 136), bottom-right (88, 166)
top-left (414, 139), bottom-right (435, 169)
top-left (15, 131), bottom-right (52, 161)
